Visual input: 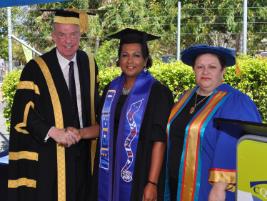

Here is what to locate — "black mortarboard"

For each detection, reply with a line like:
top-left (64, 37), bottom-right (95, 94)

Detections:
top-left (107, 28), bottom-right (160, 44)
top-left (54, 9), bottom-right (80, 24)
top-left (215, 118), bottom-right (267, 137)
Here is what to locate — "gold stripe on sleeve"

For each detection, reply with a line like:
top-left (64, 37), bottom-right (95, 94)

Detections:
top-left (209, 168), bottom-right (236, 192)
top-left (14, 101), bottom-right (34, 134)
top-left (8, 178), bottom-right (36, 188)
top-left (17, 81), bottom-right (40, 95)
top-left (9, 151), bottom-right (38, 161)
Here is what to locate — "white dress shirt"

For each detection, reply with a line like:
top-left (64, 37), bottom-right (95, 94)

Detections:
top-left (56, 50), bottom-right (83, 128)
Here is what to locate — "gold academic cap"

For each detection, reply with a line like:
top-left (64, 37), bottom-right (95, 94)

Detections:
top-left (40, 8), bottom-right (89, 34)
top-left (107, 28), bottom-right (160, 44)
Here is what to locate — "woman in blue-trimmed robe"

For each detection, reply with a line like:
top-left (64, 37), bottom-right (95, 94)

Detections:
top-left (164, 45), bottom-right (262, 201)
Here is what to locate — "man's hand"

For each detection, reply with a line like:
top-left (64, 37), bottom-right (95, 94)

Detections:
top-left (48, 127), bottom-right (80, 147)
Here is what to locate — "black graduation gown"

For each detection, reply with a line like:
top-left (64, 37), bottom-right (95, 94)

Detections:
top-left (94, 80), bottom-right (173, 201)
top-left (8, 48), bottom-right (99, 201)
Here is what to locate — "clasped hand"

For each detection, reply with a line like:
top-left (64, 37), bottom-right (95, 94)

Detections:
top-left (48, 127), bottom-right (81, 147)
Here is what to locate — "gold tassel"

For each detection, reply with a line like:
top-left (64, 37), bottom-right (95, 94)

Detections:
top-left (67, 8), bottom-right (88, 34)
top-left (79, 11), bottom-right (88, 34)
top-left (235, 60), bottom-right (241, 76)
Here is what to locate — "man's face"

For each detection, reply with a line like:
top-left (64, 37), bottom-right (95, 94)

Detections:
top-left (52, 23), bottom-right (81, 60)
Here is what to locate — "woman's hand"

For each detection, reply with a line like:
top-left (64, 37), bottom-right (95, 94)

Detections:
top-left (208, 182), bottom-right (227, 201)
top-left (143, 142), bottom-right (165, 201)
top-left (66, 127), bottom-right (80, 136)
top-left (66, 127), bottom-right (82, 144)
top-left (142, 182), bottom-right (157, 201)
top-left (75, 125), bottom-right (100, 139)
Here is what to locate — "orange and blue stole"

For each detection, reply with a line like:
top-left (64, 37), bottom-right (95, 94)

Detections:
top-left (165, 87), bottom-right (228, 201)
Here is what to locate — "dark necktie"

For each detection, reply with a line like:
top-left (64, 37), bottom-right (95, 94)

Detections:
top-left (68, 61), bottom-right (80, 128)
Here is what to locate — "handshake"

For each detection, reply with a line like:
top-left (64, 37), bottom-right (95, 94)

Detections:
top-left (48, 125), bottom-right (99, 147)
top-left (48, 127), bottom-right (81, 147)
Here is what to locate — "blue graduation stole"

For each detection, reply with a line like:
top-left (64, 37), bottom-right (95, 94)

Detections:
top-left (98, 71), bottom-right (155, 201)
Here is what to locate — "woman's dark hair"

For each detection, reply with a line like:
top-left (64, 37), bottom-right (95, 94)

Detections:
top-left (116, 42), bottom-right (153, 68)
top-left (192, 53), bottom-right (226, 69)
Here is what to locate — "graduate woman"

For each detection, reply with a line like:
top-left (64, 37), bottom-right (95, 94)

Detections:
top-left (96, 28), bottom-right (173, 201)
top-left (164, 45), bottom-right (261, 201)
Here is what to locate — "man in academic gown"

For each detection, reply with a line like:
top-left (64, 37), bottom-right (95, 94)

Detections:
top-left (7, 9), bottom-right (98, 201)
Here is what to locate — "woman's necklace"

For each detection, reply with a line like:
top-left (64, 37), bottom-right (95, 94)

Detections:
top-left (122, 87), bottom-right (131, 95)
top-left (123, 80), bottom-right (134, 95)
top-left (189, 93), bottom-right (210, 114)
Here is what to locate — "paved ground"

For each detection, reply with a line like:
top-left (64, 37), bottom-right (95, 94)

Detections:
top-left (0, 83), bottom-right (8, 135)
top-left (0, 101), bottom-right (7, 135)
top-left (0, 88), bottom-right (9, 158)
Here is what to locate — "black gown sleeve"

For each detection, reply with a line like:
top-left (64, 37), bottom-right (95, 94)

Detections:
top-left (149, 81), bottom-right (174, 142)
top-left (137, 81), bottom-right (174, 143)
top-left (131, 81), bottom-right (174, 201)
top-left (10, 60), bottom-right (52, 144)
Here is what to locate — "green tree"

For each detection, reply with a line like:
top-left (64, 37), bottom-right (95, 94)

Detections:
top-left (247, 1), bottom-right (267, 53)
top-left (0, 0), bottom-right (266, 67)
top-left (0, 10), bottom-right (8, 60)
top-left (179, 0), bottom-right (266, 54)
top-left (0, 7), bottom-right (27, 61)
top-left (94, 0), bottom-right (179, 68)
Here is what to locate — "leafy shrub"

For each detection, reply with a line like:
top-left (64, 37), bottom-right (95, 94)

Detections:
top-left (95, 41), bottom-right (118, 70)
top-left (150, 60), bottom-right (195, 101)
top-left (98, 66), bottom-right (121, 94)
top-left (225, 56), bottom-right (267, 121)
top-left (2, 56), bottom-right (267, 132)
top-left (1, 69), bottom-right (22, 131)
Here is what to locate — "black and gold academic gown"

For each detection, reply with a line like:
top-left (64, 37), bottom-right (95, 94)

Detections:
top-left (8, 48), bottom-right (98, 201)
